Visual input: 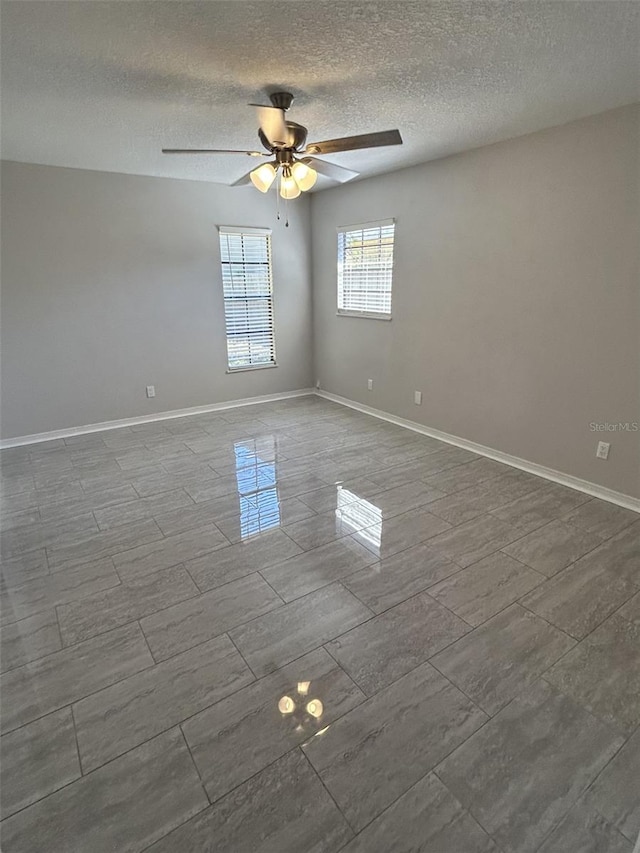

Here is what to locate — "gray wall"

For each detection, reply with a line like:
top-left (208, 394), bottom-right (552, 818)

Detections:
top-left (312, 105), bottom-right (640, 498)
top-left (1, 161), bottom-right (313, 437)
top-left (3, 106), bottom-right (638, 499)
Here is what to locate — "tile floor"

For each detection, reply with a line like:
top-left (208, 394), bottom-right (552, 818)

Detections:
top-left (0, 395), bottom-right (639, 852)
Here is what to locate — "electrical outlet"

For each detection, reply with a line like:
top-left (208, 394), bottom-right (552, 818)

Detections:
top-left (367, 379), bottom-right (373, 391)
top-left (146, 385), bottom-right (156, 398)
top-left (596, 441), bottom-right (610, 460)
top-left (414, 391), bottom-right (422, 405)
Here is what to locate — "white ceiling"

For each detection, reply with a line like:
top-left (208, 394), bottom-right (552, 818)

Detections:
top-left (1, 1), bottom-right (638, 188)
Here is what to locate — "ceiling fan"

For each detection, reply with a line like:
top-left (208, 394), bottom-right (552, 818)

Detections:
top-left (162, 91), bottom-right (402, 199)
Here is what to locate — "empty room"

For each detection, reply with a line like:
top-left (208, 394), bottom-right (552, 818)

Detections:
top-left (1, 2), bottom-right (639, 851)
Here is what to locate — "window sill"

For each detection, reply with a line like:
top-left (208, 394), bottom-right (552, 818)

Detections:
top-left (226, 363), bottom-right (278, 374)
top-left (336, 311), bottom-right (392, 321)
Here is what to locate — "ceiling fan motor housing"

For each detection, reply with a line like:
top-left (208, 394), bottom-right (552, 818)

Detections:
top-left (259, 121), bottom-right (308, 153)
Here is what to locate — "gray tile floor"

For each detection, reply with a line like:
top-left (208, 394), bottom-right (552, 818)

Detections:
top-left (1, 396), bottom-right (639, 852)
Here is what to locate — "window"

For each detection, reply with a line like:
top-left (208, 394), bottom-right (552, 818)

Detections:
top-left (218, 226), bottom-right (276, 370)
top-left (337, 219), bottom-right (395, 318)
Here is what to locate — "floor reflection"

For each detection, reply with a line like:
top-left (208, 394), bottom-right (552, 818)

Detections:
top-left (278, 680), bottom-right (325, 733)
top-left (336, 485), bottom-right (382, 554)
top-left (234, 438), bottom-right (281, 539)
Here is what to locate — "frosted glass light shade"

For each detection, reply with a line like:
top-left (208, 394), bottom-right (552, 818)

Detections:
top-left (280, 174), bottom-right (301, 199)
top-left (291, 161), bottom-right (317, 191)
top-left (250, 163), bottom-right (277, 193)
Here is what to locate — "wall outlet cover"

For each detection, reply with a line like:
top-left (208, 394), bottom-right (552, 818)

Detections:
top-left (596, 441), bottom-right (610, 459)
top-left (146, 385), bottom-right (156, 398)
top-left (414, 391), bottom-right (422, 405)
top-left (367, 379), bottom-right (373, 391)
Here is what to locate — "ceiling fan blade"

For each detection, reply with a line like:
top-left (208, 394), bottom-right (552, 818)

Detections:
top-left (162, 148), bottom-right (266, 156)
top-left (254, 106), bottom-right (289, 147)
top-left (303, 157), bottom-right (359, 183)
top-left (305, 129), bottom-right (402, 155)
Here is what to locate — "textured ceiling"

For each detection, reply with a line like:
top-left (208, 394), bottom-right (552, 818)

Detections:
top-left (1, 1), bottom-right (638, 188)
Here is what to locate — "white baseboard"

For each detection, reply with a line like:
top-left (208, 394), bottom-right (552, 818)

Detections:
top-left (0, 389), bottom-right (315, 449)
top-left (316, 389), bottom-right (640, 513)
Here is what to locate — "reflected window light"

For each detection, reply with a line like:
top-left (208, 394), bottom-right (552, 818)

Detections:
top-left (336, 486), bottom-right (382, 552)
top-left (234, 439), bottom-right (280, 539)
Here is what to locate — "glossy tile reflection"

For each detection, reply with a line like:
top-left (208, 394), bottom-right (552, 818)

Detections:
top-left (277, 679), bottom-right (325, 728)
top-left (181, 648), bottom-right (364, 803)
top-left (336, 485), bottom-right (382, 552)
top-left (233, 437), bottom-right (281, 540)
top-left (1, 395), bottom-right (638, 852)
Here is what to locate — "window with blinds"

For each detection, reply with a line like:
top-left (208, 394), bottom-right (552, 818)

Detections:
top-left (337, 219), bottom-right (395, 318)
top-left (218, 226), bottom-right (276, 370)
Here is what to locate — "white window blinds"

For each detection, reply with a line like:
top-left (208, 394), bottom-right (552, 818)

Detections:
top-left (218, 226), bottom-right (276, 370)
top-left (337, 219), bottom-right (395, 317)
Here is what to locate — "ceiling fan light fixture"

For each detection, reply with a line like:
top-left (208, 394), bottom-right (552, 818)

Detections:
top-left (250, 162), bottom-right (277, 192)
top-left (291, 160), bottom-right (317, 192)
top-left (280, 169), bottom-right (301, 199)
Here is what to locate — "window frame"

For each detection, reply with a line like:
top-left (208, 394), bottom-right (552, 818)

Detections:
top-left (218, 225), bottom-right (278, 373)
top-left (336, 218), bottom-right (396, 321)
